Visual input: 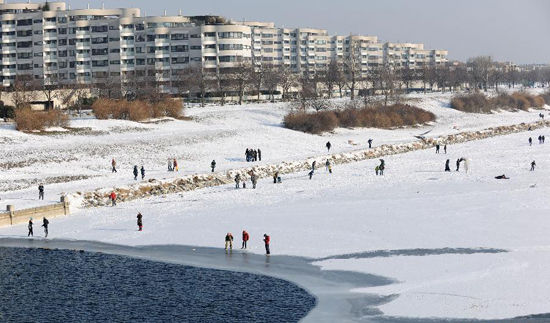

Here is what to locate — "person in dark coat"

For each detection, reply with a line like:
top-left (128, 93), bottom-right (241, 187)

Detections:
top-left (308, 170), bottom-right (314, 180)
top-left (312, 161), bottom-right (316, 171)
top-left (529, 137), bottom-right (532, 146)
top-left (444, 145), bottom-right (447, 154)
top-left (273, 171), bottom-right (279, 184)
top-left (538, 135), bottom-right (542, 144)
top-left (435, 144), bottom-right (440, 154)
top-left (258, 149), bottom-right (262, 161)
top-left (445, 159), bottom-right (451, 172)
top-left (326, 141), bottom-right (332, 152)
top-left (41, 217), bottom-right (49, 237)
top-left (211, 160), bottom-right (216, 172)
top-left (111, 158), bottom-right (117, 173)
top-left (225, 233), bottom-right (234, 250)
top-left (531, 160), bottom-right (536, 171)
top-left (456, 158), bottom-right (461, 171)
top-left (28, 218), bottom-right (33, 237)
top-left (235, 174), bottom-right (241, 189)
top-left (140, 166), bottom-right (145, 180)
top-left (245, 149), bottom-right (250, 162)
top-left (137, 212), bottom-right (143, 231)
top-left (133, 165), bottom-right (138, 180)
top-left (379, 159), bottom-right (385, 175)
top-left (38, 184), bottom-right (44, 200)
top-left (263, 234), bottom-right (270, 255)
top-left (368, 139), bottom-right (373, 149)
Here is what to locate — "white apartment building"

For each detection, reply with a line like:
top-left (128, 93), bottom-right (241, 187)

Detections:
top-left (0, 1), bottom-right (448, 89)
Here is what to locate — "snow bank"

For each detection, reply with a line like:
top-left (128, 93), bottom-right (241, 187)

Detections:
top-left (74, 119), bottom-right (549, 207)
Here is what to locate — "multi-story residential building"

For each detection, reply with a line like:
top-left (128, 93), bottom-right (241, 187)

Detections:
top-left (0, 1), bottom-right (448, 90)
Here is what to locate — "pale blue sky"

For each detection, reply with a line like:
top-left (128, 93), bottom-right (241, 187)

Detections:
top-left (30, 0), bottom-right (550, 64)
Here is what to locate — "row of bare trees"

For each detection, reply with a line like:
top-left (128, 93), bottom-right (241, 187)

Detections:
top-left (3, 56), bottom-right (550, 110)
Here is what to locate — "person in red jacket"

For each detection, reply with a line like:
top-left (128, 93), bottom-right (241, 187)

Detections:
top-left (263, 234), bottom-right (270, 255)
top-left (241, 230), bottom-right (250, 249)
top-left (110, 191), bottom-right (117, 206)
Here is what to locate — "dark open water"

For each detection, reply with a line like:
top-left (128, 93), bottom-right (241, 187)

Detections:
top-left (0, 247), bottom-right (316, 323)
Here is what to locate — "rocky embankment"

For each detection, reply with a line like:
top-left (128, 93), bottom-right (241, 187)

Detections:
top-left (73, 120), bottom-right (549, 207)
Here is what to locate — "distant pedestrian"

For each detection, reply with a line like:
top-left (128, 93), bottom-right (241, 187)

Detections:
top-left (225, 233), bottom-right (234, 250)
top-left (133, 165), bottom-right (138, 180)
top-left (368, 139), bottom-right (373, 149)
top-left (543, 135), bottom-right (546, 143)
top-left (173, 159), bottom-right (179, 171)
top-left (312, 161), bottom-right (316, 171)
top-left (235, 174), bottom-right (241, 189)
top-left (529, 137), bottom-right (533, 146)
top-left (211, 160), bottom-right (216, 172)
top-left (531, 160), bottom-right (536, 171)
top-left (258, 149), bottom-right (262, 161)
top-left (245, 149), bottom-right (250, 162)
top-left (379, 159), bottom-right (385, 176)
top-left (137, 212), bottom-right (143, 231)
top-left (273, 171), bottom-right (279, 184)
top-left (308, 170), bottom-right (314, 180)
top-left (38, 184), bottom-right (44, 200)
top-left (435, 144), bottom-right (440, 154)
top-left (538, 135), bottom-right (542, 144)
top-left (456, 158), bottom-right (461, 171)
top-left (251, 173), bottom-right (258, 189)
top-left (325, 159), bottom-right (332, 173)
top-left (241, 230), bottom-right (249, 249)
top-left (28, 218), bottom-right (33, 237)
top-left (326, 141), bottom-right (332, 152)
top-left (263, 234), bottom-right (270, 255)
top-left (375, 165), bottom-right (380, 176)
top-left (140, 166), bottom-right (145, 180)
top-left (42, 217), bottom-right (49, 237)
top-left (444, 145), bottom-right (447, 154)
top-left (445, 159), bottom-right (451, 172)
top-left (168, 159), bottom-right (173, 172)
top-left (110, 191), bottom-right (117, 206)
top-left (111, 158), bottom-right (117, 173)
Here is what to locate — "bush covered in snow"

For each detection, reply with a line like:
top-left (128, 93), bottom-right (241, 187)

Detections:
top-left (451, 92), bottom-right (546, 113)
top-left (92, 98), bottom-right (183, 121)
top-left (284, 104), bottom-right (435, 134)
top-left (15, 108), bottom-right (69, 131)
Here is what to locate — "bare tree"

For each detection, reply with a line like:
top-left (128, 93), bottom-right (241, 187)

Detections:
top-left (263, 64), bottom-right (281, 102)
top-left (250, 63), bottom-right (266, 101)
top-left (226, 62), bottom-right (253, 105)
top-left (11, 75), bottom-right (38, 109)
top-left (467, 56), bottom-right (493, 91)
top-left (324, 59), bottom-right (343, 99)
top-left (343, 40), bottom-right (362, 100)
top-left (279, 64), bottom-right (298, 101)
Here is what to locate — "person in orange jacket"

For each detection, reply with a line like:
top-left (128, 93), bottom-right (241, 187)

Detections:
top-left (263, 234), bottom-right (270, 255)
top-left (241, 230), bottom-right (250, 249)
top-left (110, 191), bottom-right (117, 206)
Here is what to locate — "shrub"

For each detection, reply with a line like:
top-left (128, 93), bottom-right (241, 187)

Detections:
top-left (0, 103), bottom-right (15, 119)
top-left (92, 98), bottom-right (184, 121)
top-left (451, 92), bottom-right (546, 113)
top-left (284, 103), bottom-right (435, 134)
top-left (15, 108), bottom-right (68, 131)
top-left (539, 91), bottom-right (550, 105)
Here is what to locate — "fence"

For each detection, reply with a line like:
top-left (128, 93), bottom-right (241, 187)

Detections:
top-left (0, 196), bottom-right (70, 227)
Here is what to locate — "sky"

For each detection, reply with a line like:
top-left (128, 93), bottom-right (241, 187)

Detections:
top-left (26, 0), bottom-right (550, 64)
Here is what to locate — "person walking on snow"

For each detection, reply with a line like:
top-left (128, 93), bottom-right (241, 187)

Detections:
top-left (445, 159), bottom-right (451, 172)
top-left (531, 161), bottom-right (536, 171)
top-left (379, 159), bottom-right (385, 176)
top-left (456, 158), bottom-right (461, 172)
top-left (28, 218), bottom-right (33, 237)
top-left (110, 191), bottom-right (117, 206)
top-left (258, 149), bottom-right (262, 161)
top-left (312, 161), bottom-right (316, 171)
top-left (235, 174), bottom-right (241, 189)
top-left (38, 184), bottom-right (44, 200)
top-left (435, 144), bottom-right (440, 154)
top-left (326, 159), bottom-right (332, 173)
top-left (137, 212), bottom-right (143, 231)
top-left (368, 139), bottom-right (373, 149)
top-left (173, 159), bottom-right (179, 171)
top-left (168, 159), bottom-right (173, 172)
top-left (375, 165), bottom-right (380, 176)
top-left (133, 165), bottom-right (138, 180)
top-left (273, 171), bottom-right (279, 184)
top-left (140, 166), bottom-right (145, 180)
top-left (211, 160), bottom-right (216, 172)
top-left (111, 158), bottom-right (117, 173)
top-left (42, 217), bottom-right (49, 237)
top-left (242, 230), bottom-right (250, 249)
top-left (538, 135), bottom-right (542, 144)
top-left (308, 170), bottom-right (314, 180)
top-left (225, 233), bottom-right (234, 250)
top-left (529, 137), bottom-right (533, 146)
top-left (444, 145), bottom-right (447, 154)
top-left (251, 173), bottom-right (258, 189)
top-left (326, 141), bottom-right (332, 152)
top-left (263, 234), bottom-right (271, 255)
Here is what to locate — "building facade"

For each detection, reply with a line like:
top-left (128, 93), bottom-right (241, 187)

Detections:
top-left (0, 1), bottom-right (448, 90)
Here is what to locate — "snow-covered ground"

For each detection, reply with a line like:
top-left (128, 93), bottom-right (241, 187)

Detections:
top-left (1, 91), bottom-right (550, 320)
top-left (1, 124), bottom-right (549, 320)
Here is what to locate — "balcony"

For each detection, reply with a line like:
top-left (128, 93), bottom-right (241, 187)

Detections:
top-left (121, 40), bottom-right (134, 47)
top-left (76, 53), bottom-right (91, 60)
top-left (75, 42), bottom-right (91, 50)
top-left (155, 50), bottom-right (170, 58)
top-left (2, 68), bottom-right (16, 76)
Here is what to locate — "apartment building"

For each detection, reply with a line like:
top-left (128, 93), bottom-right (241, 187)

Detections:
top-left (0, 1), bottom-right (448, 89)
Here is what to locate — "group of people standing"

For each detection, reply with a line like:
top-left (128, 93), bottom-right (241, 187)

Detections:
top-left (27, 217), bottom-right (48, 238)
top-left (245, 148), bottom-right (262, 162)
top-left (234, 172), bottom-right (259, 189)
top-left (225, 231), bottom-right (271, 255)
